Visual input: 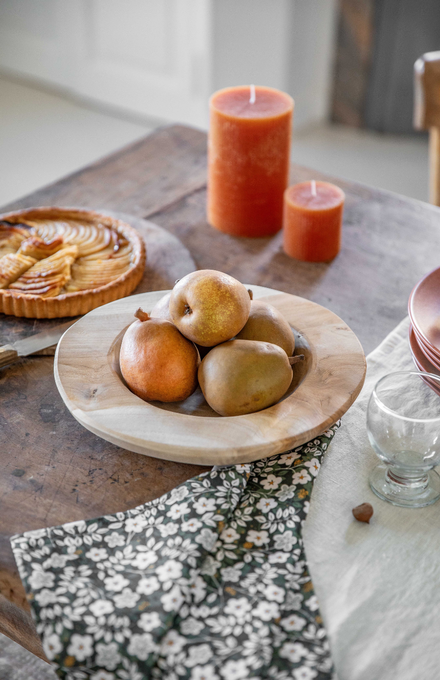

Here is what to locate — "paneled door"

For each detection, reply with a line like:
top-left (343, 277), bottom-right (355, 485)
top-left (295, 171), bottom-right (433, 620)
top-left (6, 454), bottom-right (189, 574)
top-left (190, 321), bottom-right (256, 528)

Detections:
top-left (0, 0), bottom-right (212, 128)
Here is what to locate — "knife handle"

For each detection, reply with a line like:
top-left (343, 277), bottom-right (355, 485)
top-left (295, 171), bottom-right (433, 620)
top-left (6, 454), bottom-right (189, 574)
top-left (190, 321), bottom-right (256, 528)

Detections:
top-left (0, 345), bottom-right (18, 368)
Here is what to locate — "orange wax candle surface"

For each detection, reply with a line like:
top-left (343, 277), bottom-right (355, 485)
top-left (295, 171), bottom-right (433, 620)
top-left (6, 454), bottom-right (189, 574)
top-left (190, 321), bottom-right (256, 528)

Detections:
top-left (283, 181), bottom-right (345, 262)
top-left (207, 85), bottom-right (294, 237)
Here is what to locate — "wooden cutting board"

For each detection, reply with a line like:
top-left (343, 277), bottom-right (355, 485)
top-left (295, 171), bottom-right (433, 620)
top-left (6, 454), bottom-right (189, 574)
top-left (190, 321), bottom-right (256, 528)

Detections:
top-left (54, 285), bottom-right (366, 466)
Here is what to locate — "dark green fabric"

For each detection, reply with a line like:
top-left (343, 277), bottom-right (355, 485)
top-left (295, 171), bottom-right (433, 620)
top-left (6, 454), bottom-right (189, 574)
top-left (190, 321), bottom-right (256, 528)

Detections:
top-left (11, 424), bottom-right (339, 680)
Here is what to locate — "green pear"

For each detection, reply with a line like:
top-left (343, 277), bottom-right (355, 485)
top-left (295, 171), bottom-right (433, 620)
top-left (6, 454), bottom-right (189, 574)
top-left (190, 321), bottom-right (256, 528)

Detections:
top-left (235, 299), bottom-right (295, 355)
top-left (198, 339), bottom-right (297, 416)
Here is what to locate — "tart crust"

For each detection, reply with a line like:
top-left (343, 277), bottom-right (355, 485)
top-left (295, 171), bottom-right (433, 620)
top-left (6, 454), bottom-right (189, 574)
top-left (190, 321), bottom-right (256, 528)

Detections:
top-left (0, 207), bottom-right (146, 318)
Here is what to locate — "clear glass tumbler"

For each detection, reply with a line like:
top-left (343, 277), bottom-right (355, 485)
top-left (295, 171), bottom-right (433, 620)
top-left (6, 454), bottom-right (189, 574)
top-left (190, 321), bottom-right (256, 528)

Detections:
top-left (367, 371), bottom-right (440, 507)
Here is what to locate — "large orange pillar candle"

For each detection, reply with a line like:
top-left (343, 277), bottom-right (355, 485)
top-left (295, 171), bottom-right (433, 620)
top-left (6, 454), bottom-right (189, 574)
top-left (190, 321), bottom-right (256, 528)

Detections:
top-left (207, 85), bottom-right (294, 237)
top-left (283, 180), bottom-right (345, 262)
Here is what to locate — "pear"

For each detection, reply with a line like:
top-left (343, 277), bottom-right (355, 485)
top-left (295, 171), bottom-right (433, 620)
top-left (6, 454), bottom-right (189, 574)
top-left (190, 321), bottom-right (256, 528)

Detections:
top-left (169, 269), bottom-right (252, 347)
top-left (120, 309), bottom-right (199, 402)
top-left (198, 339), bottom-right (296, 416)
top-left (235, 299), bottom-right (295, 356)
top-left (150, 291), bottom-right (213, 358)
top-left (150, 291), bottom-right (212, 359)
top-left (150, 291), bottom-right (172, 321)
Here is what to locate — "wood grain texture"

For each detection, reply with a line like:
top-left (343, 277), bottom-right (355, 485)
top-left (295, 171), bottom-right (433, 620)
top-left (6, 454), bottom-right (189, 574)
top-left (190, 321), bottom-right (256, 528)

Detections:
top-left (331, 0), bottom-right (375, 127)
top-left (414, 52), bottom-right (440, 131)
top-left (3, 124), bottom-right (440, 356)
top-left (0, 593), bottom-right (46, 662)
top-left (54, 287), bottom-right (366, 465)
top-left (414, 52), bottom-right (440, 204)
top-left (2, 123), bottom-right (440, 656)
top-left (147, 169), bottom-right (440, 357)
top-left (0, 565), bottom-right (46, 661)
top-left (0, 214), bottom-right (196, 347)
top-left (0, 126), bottom-right (208, 219)
top-left (429, 127), bottom-right (440, 206)
top-left (0, 631), bottom-right (56, 680)
top-left (0, 346), bottom-right (17, 368)
top-left (0, 216), bottom-right (198, 574)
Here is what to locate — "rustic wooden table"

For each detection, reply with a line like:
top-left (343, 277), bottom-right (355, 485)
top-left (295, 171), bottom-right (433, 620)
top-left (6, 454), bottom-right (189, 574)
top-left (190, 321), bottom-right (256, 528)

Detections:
top-left (1, 124), bottom-right (439, 660)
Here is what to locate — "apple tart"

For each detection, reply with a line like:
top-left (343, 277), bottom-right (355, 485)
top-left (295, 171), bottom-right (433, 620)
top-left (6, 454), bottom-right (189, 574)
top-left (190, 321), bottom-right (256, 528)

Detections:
top-left (0, 207), bottom-right (146, 318)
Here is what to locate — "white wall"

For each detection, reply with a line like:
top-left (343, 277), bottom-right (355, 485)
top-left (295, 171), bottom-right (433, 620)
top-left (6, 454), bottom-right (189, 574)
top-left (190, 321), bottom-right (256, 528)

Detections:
top-left (212, 0), bottom-right (291, 94)
top-left (0, 0), bottom-right (212, 128)
top-left (0, 0), bottom-right (338, 131)
top-left (288, 0), bottom-right (339, 129)
top-left (212, 0), bottom-right (338, 130)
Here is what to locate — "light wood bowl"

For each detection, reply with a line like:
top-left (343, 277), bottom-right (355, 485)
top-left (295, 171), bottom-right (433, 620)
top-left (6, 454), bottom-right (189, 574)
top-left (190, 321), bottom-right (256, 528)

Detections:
top-left (54, 286), bottom-right (366, 466)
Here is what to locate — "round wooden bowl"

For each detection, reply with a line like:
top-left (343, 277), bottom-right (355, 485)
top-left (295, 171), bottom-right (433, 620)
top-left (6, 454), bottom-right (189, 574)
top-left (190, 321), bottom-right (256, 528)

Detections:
top-left (54, 286), bottom-right (366, 466)
top-left (0, 207), bottom-right (146, 318)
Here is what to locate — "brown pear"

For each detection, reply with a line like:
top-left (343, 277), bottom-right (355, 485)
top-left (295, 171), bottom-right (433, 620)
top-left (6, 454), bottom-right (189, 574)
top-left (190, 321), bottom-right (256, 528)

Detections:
top-left (169, 270), bottom-right (252, 347)
top-left (235, 300), bottom-right (295, 356)
top-left (120, 309), bottom-right (199, 402)
top-left (150, 293), bottom-right (213, 360)
top-left (198, 339), bottom-right (293, 416)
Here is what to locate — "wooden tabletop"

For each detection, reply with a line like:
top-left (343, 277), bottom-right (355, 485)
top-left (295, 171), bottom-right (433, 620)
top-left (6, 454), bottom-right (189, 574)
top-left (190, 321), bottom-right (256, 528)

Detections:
top-left (1, 124), bottom-right (440, 659)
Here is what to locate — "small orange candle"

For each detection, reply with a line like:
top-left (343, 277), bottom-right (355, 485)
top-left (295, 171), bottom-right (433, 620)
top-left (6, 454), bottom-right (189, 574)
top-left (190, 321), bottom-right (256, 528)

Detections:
top-left (283, 180), bottom-right (345, 262)
top-left (207, 85), bottom-right (294, 237)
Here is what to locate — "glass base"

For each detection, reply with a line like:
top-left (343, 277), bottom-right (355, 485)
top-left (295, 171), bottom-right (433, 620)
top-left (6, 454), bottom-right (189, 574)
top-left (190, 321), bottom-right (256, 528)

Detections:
top-left (369, 464), bottom-right (440, 508)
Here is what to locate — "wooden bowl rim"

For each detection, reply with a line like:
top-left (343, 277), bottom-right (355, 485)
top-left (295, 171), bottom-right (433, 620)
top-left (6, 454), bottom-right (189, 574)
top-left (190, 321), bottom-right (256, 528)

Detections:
top-left (54, 286), bottom-right (366, 465)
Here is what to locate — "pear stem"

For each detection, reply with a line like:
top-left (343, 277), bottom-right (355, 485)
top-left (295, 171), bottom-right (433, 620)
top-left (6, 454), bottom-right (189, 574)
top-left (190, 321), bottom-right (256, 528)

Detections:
top-left (135, 308), bottom-right (150, 322)
top-left (289, 354), bottom-right (305, 365)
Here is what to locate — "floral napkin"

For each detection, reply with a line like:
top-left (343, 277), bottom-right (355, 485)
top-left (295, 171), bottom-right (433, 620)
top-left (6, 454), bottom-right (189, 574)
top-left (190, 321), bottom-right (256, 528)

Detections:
top-left (11, 424), bottom-right (339, 680)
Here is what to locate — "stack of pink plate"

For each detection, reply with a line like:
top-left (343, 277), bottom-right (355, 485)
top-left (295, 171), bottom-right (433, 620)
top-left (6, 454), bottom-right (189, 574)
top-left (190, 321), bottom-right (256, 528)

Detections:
top-left (408, 266), bottom-right (440, 384)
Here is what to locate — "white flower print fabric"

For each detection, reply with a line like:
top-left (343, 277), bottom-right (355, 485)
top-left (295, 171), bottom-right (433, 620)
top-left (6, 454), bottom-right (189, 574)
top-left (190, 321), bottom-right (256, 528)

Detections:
top-left (10, 424), bottom-right (339, 680)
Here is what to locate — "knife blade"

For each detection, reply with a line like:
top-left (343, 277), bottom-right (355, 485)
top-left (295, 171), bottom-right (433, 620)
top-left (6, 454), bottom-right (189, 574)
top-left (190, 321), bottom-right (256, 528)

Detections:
top-left (0, 319), bottom-right (77, 368)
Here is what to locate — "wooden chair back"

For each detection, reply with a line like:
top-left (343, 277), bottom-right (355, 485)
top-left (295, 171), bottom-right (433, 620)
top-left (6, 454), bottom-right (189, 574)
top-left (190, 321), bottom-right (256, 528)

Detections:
top-left (414, 51), bottom-right (440, 205)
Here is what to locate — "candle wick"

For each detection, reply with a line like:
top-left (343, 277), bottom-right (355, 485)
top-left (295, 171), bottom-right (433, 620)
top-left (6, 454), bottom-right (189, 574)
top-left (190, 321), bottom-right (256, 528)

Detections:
top-left (311, 180), bottom-right (317, 197)
top-left (249, 84), bottom-right (256, 104)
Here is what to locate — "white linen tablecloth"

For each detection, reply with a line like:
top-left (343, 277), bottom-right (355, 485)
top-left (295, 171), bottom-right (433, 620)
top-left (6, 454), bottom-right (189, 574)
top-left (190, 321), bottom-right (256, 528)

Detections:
top-left (304, 316), bottom-right (440, 680)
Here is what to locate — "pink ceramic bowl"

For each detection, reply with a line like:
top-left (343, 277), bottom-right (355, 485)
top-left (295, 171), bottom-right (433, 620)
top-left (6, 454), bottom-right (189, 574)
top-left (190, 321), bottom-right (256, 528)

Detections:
top-left (412, 323), bottom-right (440, 367)
top-left (408, 266), bottom-right (440, 359)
